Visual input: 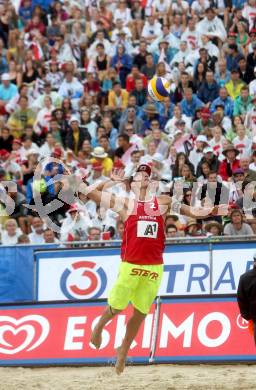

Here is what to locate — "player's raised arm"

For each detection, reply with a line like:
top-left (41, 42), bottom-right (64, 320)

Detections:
top-left (79, 171), bottom-right (130, 220)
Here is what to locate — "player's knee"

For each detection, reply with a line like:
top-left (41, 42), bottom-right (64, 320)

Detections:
top-left (109, 306), bottom-right (122, 316)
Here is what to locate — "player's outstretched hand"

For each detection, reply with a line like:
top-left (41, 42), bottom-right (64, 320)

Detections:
top-left (111, 169), bottom-right (125, 182)
top-left (191, 206), bottom-right (214, 217)
top-left (211, 204), bottom-right (229, 216)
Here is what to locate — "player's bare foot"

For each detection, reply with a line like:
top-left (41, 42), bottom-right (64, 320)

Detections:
top-left (90, 326), bottom-right (102, 349)
top-left (115, 346), bottom-right (126, 375)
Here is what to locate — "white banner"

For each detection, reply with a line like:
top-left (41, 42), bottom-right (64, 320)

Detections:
top-left (36, 244), bottom-right (255, 301)
top-left (212, 246), bottom-right (254, 294)
top-left (36, 247), bottom-right (210, 301)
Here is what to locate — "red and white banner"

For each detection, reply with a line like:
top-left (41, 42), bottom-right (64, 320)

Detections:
top-left (0, 298), bottom-right (255, 366)
top-left (154, 298), bottom-right (256, 362)
top-left (0, 302), bottom-right (154, 365)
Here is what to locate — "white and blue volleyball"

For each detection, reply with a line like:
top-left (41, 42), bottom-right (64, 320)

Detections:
top-left (147, 76), bottom-right (171, 102)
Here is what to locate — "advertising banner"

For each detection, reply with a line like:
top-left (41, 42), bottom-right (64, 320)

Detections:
top-left (0, 297), bottom-right (255, 366)
top-left (0, 301), bottom-right (154, 366)
top-left (154, 297), bottom-right (256, 362)
top-left (35, 245), bottom-right (210, 301)
top-left (211, 243), bottom-right (255, 295)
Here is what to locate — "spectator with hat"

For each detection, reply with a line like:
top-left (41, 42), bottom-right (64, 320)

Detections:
top-left (90, 146), bottom-right (113, 176)
top-left (204, 220), bottom-right (223, 236)
top-left (60, 203), bottom-right (91, 243)
top-left (87, 161), bottom-right (107, 185)
top-left (218, 144), bottom-right (240, 181)
top-left (189, 135), bottom-right (208, 171)
top-left (192, 107), bottom-right (214, 136)
top-left (141, 103), bottom-right (165, 135)
top-left (229, 167), bottom-right (245, 203)
top-left (196, 146), bottom-right (220, 177)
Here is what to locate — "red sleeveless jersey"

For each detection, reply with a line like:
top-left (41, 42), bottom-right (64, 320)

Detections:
top-left (121, 197), bottom-right (165, 265)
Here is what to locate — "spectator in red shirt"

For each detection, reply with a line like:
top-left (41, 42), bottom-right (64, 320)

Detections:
top-left (84, 73), bottom-right (101, 96)
top-left (25, 15), bottom-right (46, 38)
top-left (125, 64), bottom-right (148, 93)
top-left (218, 144), bottom-right (240, 181)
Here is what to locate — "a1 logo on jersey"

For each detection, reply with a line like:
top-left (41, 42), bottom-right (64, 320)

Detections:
top-left (137, 220), bottom-right (158, 239)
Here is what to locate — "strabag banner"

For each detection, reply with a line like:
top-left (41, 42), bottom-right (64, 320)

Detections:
top-left (35, 243), bottom-right (256, 301)
top-left (0, 297), bottom-right (255, 366)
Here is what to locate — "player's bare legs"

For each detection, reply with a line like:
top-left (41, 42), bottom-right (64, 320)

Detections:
top-left (90, 306), bottom-right (120, 349)
top-left (115, 307), bottom-right (146, 375)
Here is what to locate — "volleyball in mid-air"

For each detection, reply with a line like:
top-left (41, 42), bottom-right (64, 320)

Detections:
top-left (147, 76), bottom-right (171, 102)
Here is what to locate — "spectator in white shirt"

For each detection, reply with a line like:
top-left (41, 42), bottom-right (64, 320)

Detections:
top-left (58, 71), bottom-right (84, 110)
top-left (28, 217), bottom-right (45, 244)
top-left (209, 126), bottom-right (225, 157)
top-left (32, 81), bottom-right (62, 111)
top-left (60, 204), bottom-right (91, 242)
top-left (142, 15), bottom-right (162, 42)
top-left (181, 18), bottom-right (200, 50)
top-left (165, 105), bottom-right (191, 135)
top-left (34, 96), bottom-right (55, 135)
top-left (39, 133), bottom-right (56, 158)
top-left (1, 219), bottom-right (22, 245)
top-left (113, 0), bottom-right (132, 26)
top-left (87, 30), bottom-right (114, 58)
top-left (197, 7), bottom-right (227, 43)
top-left (111, 19), bottom-right (132, 43)
top-left (233, 124), bottom-right (252, 156)
top-left (242, 0), bottom-right (256, 29)
top-left (43, 229), bottom-right (59, 244)
top-left (55, 34), bottom-right (76, 67)
top-left (189, 135), bottom-right (208, 171)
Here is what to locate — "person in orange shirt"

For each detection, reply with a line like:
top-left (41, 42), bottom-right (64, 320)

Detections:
top-left (108, 81), bottom-right (129, 112)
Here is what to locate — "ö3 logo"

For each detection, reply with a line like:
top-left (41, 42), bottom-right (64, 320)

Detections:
top-left (60, 261), bottom-right (107, 299)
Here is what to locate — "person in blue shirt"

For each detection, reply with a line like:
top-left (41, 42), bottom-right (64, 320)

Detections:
top-left (32, 0), bottom-right (52, 12)
top-left (225, 44), bottom-right (243, 71)
top-left (0, 73), bottom-right (18, 114)
top-left (181, 88), bottom-right (203, 118)
top-left (197, 70), bottom-right (220, 104)
top-left (110, 45), bottom-right (133, 88)
top-left (210, 87), bottom-right (234, 117)
top-left (158, 96), bottom-right (175, 120)
top-left (140, 103), bottom-right (166, 136)
top-left (19, 0), bottom-right (33, 26)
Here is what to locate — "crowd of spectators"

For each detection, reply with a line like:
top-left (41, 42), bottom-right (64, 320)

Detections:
top-left (0, 0), bottom-right (256, 244)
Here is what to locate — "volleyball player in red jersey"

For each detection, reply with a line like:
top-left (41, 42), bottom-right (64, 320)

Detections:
top-left (85, 163), bottom-right (224, 374)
